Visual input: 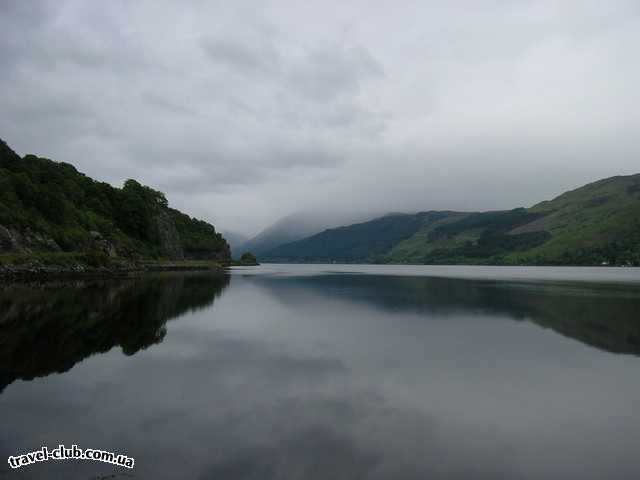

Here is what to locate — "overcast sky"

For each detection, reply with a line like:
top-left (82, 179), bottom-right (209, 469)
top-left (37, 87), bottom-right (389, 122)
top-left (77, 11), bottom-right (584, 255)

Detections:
top-left (1, 1), bottom-right (639, 235)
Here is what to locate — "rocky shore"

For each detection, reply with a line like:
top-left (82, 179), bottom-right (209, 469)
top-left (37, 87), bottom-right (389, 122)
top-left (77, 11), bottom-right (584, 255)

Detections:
top-left (0, 260), bottom-right (228, 280)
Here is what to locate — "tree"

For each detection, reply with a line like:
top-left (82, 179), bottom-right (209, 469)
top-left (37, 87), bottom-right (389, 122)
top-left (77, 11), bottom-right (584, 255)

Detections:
top-left (239, 252), bottom-right (257, 265)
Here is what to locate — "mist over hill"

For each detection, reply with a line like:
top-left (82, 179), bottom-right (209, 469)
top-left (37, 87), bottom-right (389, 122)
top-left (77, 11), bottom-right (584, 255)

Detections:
top-left (221, 231), bottom-right (250, 256)
top-left (239, 209), bottom-right (379, 256)
top-left (261, 174), bottom-right (640, 266)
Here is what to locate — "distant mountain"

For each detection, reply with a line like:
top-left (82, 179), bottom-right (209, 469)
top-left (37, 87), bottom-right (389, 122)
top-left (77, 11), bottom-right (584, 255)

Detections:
top-left (264, 212), bottom-right (447, 263)
top-left (241, 209), bottom-right (377, 257)
top-left (262, 174), bottom-right (640, 266)
top-left (0, 138), bottom-right (230, 264)
top-left (221, 231), bottom-right (249, 256)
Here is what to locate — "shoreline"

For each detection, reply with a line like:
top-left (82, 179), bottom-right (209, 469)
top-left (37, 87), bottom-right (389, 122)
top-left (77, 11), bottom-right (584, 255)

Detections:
top-left (0, 260), bottom-right (230, 281)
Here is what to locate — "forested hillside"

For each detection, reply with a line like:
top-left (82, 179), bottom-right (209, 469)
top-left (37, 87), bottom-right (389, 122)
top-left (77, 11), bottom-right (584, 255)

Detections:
top-left (264, 212), bottom-right (443, 263)
top-left (0, 138), bottom-right (229, 265)
top-left (262, 174), bottom-right (640, 266)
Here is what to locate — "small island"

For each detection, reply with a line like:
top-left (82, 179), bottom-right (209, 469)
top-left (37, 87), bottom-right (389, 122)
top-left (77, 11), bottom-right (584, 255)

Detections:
top-left (232, 252), bottom-right (260, 267)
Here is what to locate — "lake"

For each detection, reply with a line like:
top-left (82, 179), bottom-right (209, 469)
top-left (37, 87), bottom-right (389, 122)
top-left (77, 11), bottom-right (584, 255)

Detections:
top-left (1, 264), bottom-right (640, 479)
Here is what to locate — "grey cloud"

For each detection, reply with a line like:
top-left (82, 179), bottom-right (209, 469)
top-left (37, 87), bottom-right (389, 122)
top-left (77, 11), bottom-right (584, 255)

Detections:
top-left (0, 3), bottom-right (150, 76)
top-left (287, 46), bottom-right (382, 103)
top-left (151, 140), bottom-right (347, 194)
top-left (0, 2), bottom-right (59, 77)
top-left (202, 37), bottom-right (280, 74)
top-left (0, 0), bottom-right (639, 235)
top-left (142, 92), bottom-right (200, 116)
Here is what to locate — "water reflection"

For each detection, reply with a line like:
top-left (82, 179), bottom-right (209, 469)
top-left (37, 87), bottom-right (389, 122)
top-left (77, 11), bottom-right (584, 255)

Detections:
top-left (247, 273), bottom-right (640, 355)
top-left (1, 267), bottom-right (639, 479)
top-left (0, 272), bottom-right (229, 391)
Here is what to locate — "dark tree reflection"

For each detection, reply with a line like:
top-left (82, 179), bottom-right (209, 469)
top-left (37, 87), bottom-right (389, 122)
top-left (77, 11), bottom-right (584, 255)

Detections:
top-left (0, 272), bottom-right (230, 391)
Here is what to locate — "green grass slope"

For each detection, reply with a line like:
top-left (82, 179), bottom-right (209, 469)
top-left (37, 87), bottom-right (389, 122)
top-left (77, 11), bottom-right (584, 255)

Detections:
top-left (387, 208), bottom-right (552, 264)
top-left (388, 174), bottom-right (640, 265)
top-left (510, 174), bottom-right (640, 265)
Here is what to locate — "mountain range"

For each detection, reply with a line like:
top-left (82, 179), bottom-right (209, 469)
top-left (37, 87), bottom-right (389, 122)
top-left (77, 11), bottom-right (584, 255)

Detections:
top-left (259, 174), bottom-right (640, 266)
top-left (3, 135), bottom-right (639, 267)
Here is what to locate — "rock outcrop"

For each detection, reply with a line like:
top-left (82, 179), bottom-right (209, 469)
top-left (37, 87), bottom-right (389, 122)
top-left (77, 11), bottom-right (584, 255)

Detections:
top-left (89, 231), bottom-right (118, 258)
top-left (0, 224), bottom-right (61, 254)
top-left (153, 211), bottom-right (185, 260)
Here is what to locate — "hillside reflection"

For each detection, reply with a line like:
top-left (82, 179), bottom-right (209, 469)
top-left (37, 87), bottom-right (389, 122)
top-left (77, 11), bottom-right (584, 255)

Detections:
top-left (0, 272), bottom-right (229, 392)
top-left (249, 274), bottom-right (640, 356)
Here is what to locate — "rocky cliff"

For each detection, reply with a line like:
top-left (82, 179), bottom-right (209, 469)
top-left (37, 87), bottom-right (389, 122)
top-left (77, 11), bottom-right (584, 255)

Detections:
top-left (154, 210), bottom-right (185, 260)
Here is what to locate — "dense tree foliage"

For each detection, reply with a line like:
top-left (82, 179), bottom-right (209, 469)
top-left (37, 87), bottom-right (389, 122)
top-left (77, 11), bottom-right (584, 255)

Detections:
top-left (169, 208), bottom-right (228, 258)
top-left (0, 138), bottom-right (229, 260)
top-left (239, 252), bottom-right (258, 265)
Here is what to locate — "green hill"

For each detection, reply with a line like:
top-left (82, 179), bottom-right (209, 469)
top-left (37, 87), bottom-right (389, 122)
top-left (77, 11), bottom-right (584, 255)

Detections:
top-left (264, 212), bottom-right (446, 263)
top-left (262, 174), bottom-right (640, 266)
top-left (0, 138), bottom-right (230, 266)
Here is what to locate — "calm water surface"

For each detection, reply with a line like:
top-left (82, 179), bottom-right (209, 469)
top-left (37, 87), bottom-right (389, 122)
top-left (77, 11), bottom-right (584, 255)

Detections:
top-left (1, 264), bottom-right (640, 479)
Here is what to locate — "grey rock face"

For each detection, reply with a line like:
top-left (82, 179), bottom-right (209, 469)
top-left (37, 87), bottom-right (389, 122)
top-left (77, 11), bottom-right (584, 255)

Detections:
top-left (0, 224), bottom-right (61, 253)
top-left (0, 225), bottom-right (22, 252)
top-left (153, 211), bottom-right (184, 260)
top-left (89, 231), bottom-right (118, 258)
